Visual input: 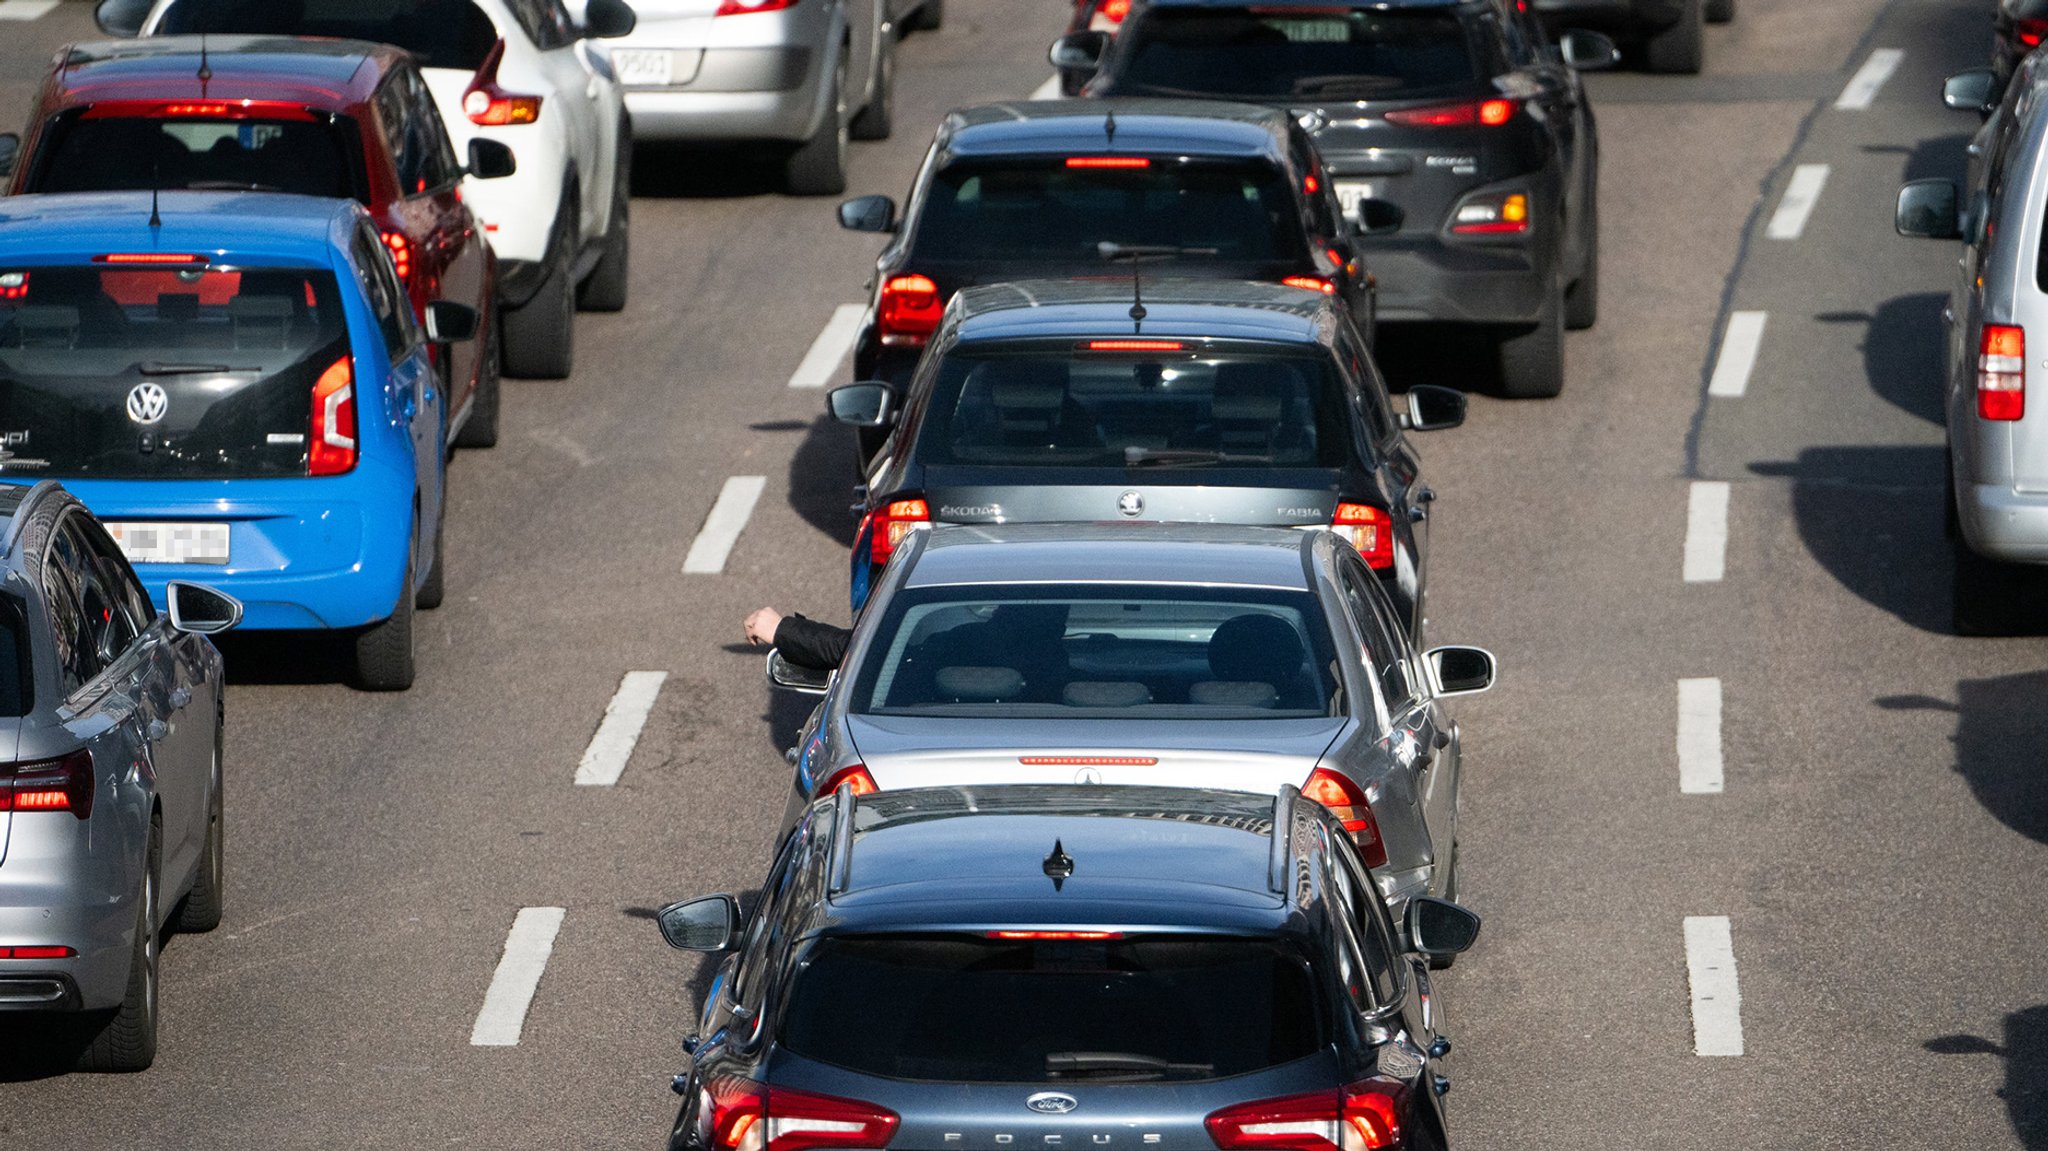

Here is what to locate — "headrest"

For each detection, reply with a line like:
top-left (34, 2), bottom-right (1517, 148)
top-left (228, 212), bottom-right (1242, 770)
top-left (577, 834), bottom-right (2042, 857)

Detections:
top-left (1061, 681), bottom-right (1152, 708)
top-left (1188, 680), bottom-right (1279, 709)
top-left (934, 666), bottom-right (1026, 702)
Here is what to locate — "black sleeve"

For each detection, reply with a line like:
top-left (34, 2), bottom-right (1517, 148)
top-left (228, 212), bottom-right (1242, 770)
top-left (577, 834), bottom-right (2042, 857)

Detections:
top-left (774, 614), bottom-right (852, 670)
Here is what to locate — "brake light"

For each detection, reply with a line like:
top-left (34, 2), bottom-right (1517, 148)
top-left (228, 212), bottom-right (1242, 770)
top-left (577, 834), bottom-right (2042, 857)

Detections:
top-left (1450, 192), bottom-right (1529, 235)
top-left (80, 99), bottom-right (318, 122)
top-left (0, 272), bottom-right (28, 300)
top-left (463, 40), bottom-right (543, 126)
top-left (1332, 502), bottom-right (1393, 569)
top-left (716, 0), bottom-right (800, 13)
top-left (0, 750), bottom-right (93, 820)
top-left (1980, 324), bottom-right (2026, 421)
top-left (1384, 99), bottom-right (1515, 128)
top-left (707, 1079), bottom-right (899, 1151)
top-left (878, 274), bottom-right (944, 347)
top-left (815, 763), bottom-right (879, 798)
top-left (2018, 16), bottom-right (2048, 46)
top-left (1018, 755), bottom-right (1159, 766)
top-left (1205, 1082), bottom-right (1405, 1151)
top-left (1066, 156), bottom-right (1151, 169)
top-left (1084, 339), bottom-right (1183, 351)
top-left (988, 931), bottom-right (1124, 940)
top-left (864, 497), bottom-right (930, 565)
top-left (1302, 767), bottom-right (1386, 867)
top-left (309, 355), bottom-right (357, 476)
top-left (94, 253), bottom-right (207, 265)
top-left (1281, 275), bottom-right (1337, 295)
top-left (1304, 172), bottom-right (1320, 194)
top-left (0, 946), bottom-right (76, 959)
top-left (381, 230), bottom-right (413, 284)
top-left (1099, 0), bottom-right (1132, 23)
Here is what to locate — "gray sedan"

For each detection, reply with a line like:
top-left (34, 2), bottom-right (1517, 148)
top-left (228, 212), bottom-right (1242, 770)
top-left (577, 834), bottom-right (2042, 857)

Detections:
top-left (769, 522), bottom-right (1495, 914)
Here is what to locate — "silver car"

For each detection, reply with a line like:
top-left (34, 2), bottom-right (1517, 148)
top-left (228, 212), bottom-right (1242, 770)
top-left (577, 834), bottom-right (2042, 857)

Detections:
top-left (0, 482), bottom-right (241, 1071)
top-left (768, 522), bottom-right (1496, 915)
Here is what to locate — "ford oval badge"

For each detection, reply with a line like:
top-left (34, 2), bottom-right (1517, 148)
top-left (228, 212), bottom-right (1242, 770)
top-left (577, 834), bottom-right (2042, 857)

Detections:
top-left (1026, 1092), bottom-right (1079, 1115)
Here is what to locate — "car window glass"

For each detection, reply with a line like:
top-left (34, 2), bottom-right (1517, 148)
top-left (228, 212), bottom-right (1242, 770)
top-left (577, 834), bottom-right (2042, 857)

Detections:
top-left (1489, 3), bottom-right (1533, 66)
top-left (73, 515), bottom-right (155, 643)
top-left (60, 517), bottom-right (135, 664)
top-left (0, 593), bottom-right (27, 717)
top-left (32, 110), bottom-right (368, 202)
top-left (376, 80), bottom-right (425, 197)
top-left (1287, 128), bottom-right (1335, 236)
top-left (160, 0), bottom-right (500, 72)
top-left (1113, 8), bottom-right (1484, 102)
top-left (1333, 837), bottom-right (1402, 1003)
top-left (40, 525), bottom-right (102, 693)
top-left (732, 830), bottom-right (804, 1011)
top-left (508, 0), bottom-right (577, 49)
top-left (1338, 561), bottom-right (1410, 709)
top-left (405, 67), bottom-right (463, 193)
top-left (1336, 328), bottom-right (1397, 442)
top-left (353, 226), bottom-right (414, 358)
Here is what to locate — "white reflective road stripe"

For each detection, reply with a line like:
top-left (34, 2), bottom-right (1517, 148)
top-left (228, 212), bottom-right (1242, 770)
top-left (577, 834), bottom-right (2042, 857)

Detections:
top-left (790, 304), bottom-right (866, 389)
top-left (1676, 678), bottom-right (1724, 794)
top-left (1835, 48), bottom-right (1904, 110)
top-left (575, 671), bottom-right (669, 787)
top-left (683, 476), bottom-right (767, 574)
top-left (1765, 164), bottom-right (1829, 241)
top-left (1683, 481), bottom-right (1730, 583)
top-left (1683, 916), bottom-right (1745, 1056)
top-left (470, 907), bottom-right (566, 1047)
top-left (0, 1), bottom-right (59, 19)
top-left (1030, 74), bottom-right (1063, 100)
top-left (1707, 311), bottom-right (1767, 398)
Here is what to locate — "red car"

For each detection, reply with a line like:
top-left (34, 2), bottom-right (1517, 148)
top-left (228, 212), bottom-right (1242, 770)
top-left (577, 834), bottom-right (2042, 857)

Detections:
top-left (2, 35), bottom-right (516, 448)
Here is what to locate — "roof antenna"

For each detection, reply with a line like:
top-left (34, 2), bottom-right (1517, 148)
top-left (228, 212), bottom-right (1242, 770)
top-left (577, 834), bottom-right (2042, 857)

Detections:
top-left (1042, 839), bottom-right (1075, 892)
top-left (148, 160), bottom-right (162, 229)
top-left (1104, 107), bottom-right (1117, 150)
top-left (1128, 272), bottom-right (1146, 334)
top-left (197, 33), bottom-right (213, 87)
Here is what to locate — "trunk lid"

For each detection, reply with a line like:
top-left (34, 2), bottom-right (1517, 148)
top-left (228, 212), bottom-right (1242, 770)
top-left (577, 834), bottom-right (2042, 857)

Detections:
top-left (921, 469), bottom-right (1342, 529)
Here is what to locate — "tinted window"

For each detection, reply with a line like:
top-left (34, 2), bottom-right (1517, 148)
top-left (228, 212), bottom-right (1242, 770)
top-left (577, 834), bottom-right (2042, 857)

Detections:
top-left (851, 585), bottom-right (1341, 719)
top-left (353, 228), bottom-right (414, 358)
top-left (61, 516), bottom-right (136, 663)
top-left (917, 342), bottom-right (1352, 469)
top-left (506, 0), bottom-right (577, 49)
top-left (160, 0), bottom-right (498, 71)
top-left (1339, 561), bottom-right (1411, 708)
top-left (916, 159), bottom-right (1309, 263)
top-left (1113, 8), bottom-right (1482, 101)
top-left (0, 267), bottom-right (349, 479)
top-left (1330, 842), bottom-right (1401, 1006)
top-left (30, 111), bottom-right (367, 201)
top-left (0, 594), bottom-right (28, 717)
top-left (74, 514), bottom-right (157, 636)
top-left (39, 526), bottom-right (101, 693)
top-left (404, 69), bottom-right (463, 192)
top-left (781, 935), bottom-right (1325, 1082)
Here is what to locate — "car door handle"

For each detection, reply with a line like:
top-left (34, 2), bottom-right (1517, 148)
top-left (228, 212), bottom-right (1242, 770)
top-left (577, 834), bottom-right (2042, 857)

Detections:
top-left (169, 687), bottom-right (191, 708)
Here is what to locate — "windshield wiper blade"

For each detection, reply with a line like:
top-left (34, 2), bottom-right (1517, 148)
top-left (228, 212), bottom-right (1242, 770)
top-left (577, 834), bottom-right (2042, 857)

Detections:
top-left (1045, 1051), bottom-right (1214, 1078)
top-left (139, 361), bottom-right (246, 375)
top-left (1124, 447), bottom-right (1276, 468)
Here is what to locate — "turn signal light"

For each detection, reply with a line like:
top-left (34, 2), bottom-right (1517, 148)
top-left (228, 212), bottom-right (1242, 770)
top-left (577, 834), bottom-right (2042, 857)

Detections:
top-left (1385, 99), bottom-right (1515, 128)
top-left (707, 1078), bottom-right (899, 1151)
top-left (1205, 1081), bottom-right (1406, 1151)
top-left (1281, 275), bottom-right (1337, 295)
top-left (1450, 192), bottom-right (1530, 235)
top-left (1332, 502), bottom-right (1393, 570)
top-left (816, 764), bottom-right (879, 798)
top-left (1979, 324), bottom-right (2025, 421)
top-left (0, 750), bottom-right (93, 820)
top-left (463, 40), bottom-right (543, 125)
top-left (1302, 767), bottom-right (1386, 867)
top-left (878, 274), bottom-right (944, 347)
top-left (0, 946), bottom-right (76, 959)
top-left (309, 356), bottom-right (357, 476)
top-left (864, 496), bottom-right (930, 565)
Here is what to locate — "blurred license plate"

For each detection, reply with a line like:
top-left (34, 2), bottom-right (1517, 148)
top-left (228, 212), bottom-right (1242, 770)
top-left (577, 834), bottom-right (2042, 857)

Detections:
top-left (1335, 181), bottom-right (1377, 215)
top-left (611, 49), bottom-right (674, 87)
top-left (106, 522), bottom-right (229, 565)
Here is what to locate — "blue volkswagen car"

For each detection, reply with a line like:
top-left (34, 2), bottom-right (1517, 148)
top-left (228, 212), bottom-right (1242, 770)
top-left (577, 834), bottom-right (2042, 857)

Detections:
top-left (0, 192), bottom-right (476, 690)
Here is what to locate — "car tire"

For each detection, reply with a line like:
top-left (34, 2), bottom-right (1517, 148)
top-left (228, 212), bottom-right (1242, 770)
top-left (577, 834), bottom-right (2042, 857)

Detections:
top-left (1643, 0), bottom-right (1704, 74)
top-left (354, 546), bottom-right (418, 692)
top-left (416, 496), bottom-right (446, 611)
top-left (578, 147), bottom-right (632, 314)
top-left (1498, 289), bottom-right (1565, 398)
top-left (1951, 530), bottom-right (2035, 636)
top-left (786, 57), bottom-right (850, 196)
top-left (1565, 201), bottom-right (1599, 331)
top-left (849, 26), bottom-right (895, 142)
top-left (501, 248), bottom-right (576, 380)
top-left (451, 313), bottom-right (501, 448)
top-left (77, 821), bottom-right (160, 1073)
top-left (906, 0), bottom-right (943, 31)
top-left (1705, 0), bottom-right (1734, 24)
top-left (172, 732), bottom-right (225, 934)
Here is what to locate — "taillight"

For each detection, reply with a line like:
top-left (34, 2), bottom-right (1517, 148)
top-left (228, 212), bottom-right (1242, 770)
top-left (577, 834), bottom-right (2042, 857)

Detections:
top-left (815, 764), bottom-right (879, 798)
top-left (1205, 1082), bottom-right (1405, 1151)
top-left (381, 230), bottom-right (413, 284)
top-left (1302, 767), bottom-right (1386, 867)
top-left (1332, 502), bottom-right (1393, 570)
top-left (864, 496), bottom-right (930, 565)
top-left (716, 0), bottom-right (800, 13)
top-left (1449, 191), bottom-right (1529, 235)
top-left (878, 274), bottom-right (943, 347)
top-left (463, 39), bottom-right (544, 126)
top-left (2018, 16), bottom-right (2048, 46)
top-left (309, 355), bottom-right (357, 476)
top-left (1281, 275), bottom-right (1337, 295)
top-left (1384, 98), bottom-right (1515, 128)
top-left (0, 946), bottom-right (76, 959)
top-left (0, 272), bottom-right (27, 300)
top-left (1099, 0), bottom-right (1132, 24)
top-left (0, 750), bottom-right (93, 820)
top-left (707, 1078), bottom-right (899, 1151)
top-left (1979, 324), bottom-right (2025, 421)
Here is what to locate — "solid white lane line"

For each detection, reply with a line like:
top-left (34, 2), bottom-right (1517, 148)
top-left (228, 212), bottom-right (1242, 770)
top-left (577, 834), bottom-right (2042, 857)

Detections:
top-left (1835, 48), bottom-right (1904, 110)
top-left (789, 304), bottom-right (866, 389)
top-left (1683, 481), bottom-right (1730, 584)
top-left (1765, 164), bottom-right (1830, 241)
top-left (470, 907), bottom-right (566, 1047)
top-left (1707, 311), bottom-right (1767, 398)
top-left (1029, 74), bottom-right (1064, 100)
top-left (0, 0), bottom-right (59, 20)
top-left (1676, 678), bottom-right (1724, 794)
top-left (1683, 916), bottom-right (1745, 1057)
top-left (682, 476), bottom-right (767, 575)
top-left (574, 671), bottom-right (669, 787)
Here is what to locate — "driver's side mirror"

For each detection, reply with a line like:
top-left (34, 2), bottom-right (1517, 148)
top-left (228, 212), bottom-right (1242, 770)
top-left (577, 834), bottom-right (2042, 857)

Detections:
top-left (166, 581), bottom-right (244, 636)
top-left (655, 894), bottom-right (741, 952)
top-left (1049, 31), bottom-right (1108, 74)
top-left (466, 138), bottom-right (517, 180)
top-left (1558, 29), bottom-right (1620, 72)
top-left (838, 194), bottom-right (898, 233)
top-left (766, 649), bottom-right (831, 695)
top-left (424, 300), bottom-right (480, 344)
top-left (1895, 179), bottom-right (1962, 240)
top-left (583, 0), bottom-right (638, 39)
top-left (95, 0), bottom-right (150, 36)
top-left (1425, 645), bottom-right (1495, 697)
top-left (1354, 198), bottom-right (1403, 236)
top-left (1943, 67), bottom-right (1998, 114)
top-left (1399, 385), bottom-right (1465, 432)
top-left (828, 381), bottom-right (897, 428)
top-left (1404, 896), bottom-right (1481, 958)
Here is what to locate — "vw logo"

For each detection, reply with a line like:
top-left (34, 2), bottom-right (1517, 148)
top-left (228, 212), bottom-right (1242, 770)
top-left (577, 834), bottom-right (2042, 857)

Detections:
top-left (1026, 1093), bottom-right (1079, 1115)
top-left (1117, 490), bottom-right (1144, 518)
top-left (126, 383), bottom-right (169, 425)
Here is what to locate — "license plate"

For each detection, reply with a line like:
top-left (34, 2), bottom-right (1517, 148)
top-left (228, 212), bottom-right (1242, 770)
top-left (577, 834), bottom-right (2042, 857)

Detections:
top-left (106, 522), bottom-right (229, 565)
top-left (611, 48), bottom-right (675, 88)
top-left (1335, 181), bottom-right (1377, 215)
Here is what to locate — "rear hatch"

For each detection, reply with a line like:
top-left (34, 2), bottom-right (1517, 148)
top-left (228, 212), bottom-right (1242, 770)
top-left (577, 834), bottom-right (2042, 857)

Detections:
top-left (599, 0), bottom-right (722, 86)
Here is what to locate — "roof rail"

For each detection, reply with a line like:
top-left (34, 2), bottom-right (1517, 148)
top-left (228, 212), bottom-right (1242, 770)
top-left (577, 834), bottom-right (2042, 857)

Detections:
top-left (826, 781), bottom-right (858, 897)
top-left (0, 480), bottom-right (62, 557)
top-left (1268, 784), bottom-right (1298, 897)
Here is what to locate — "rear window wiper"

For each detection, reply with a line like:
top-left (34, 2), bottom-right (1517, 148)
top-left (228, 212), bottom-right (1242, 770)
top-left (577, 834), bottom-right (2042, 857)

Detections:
top-left (1124, 447), bottom-right (1277, 468)
top-left (138, 361), bottom-right (255, 375)
top-left (184, 180), bottom-right (285, 192)
top-left (1097, 242), bottom-right (1223, 261)
top-left (1290, 74), bottom-right (1405, 97)
top-left (1045, 1051), bottom-right (1214, 1079)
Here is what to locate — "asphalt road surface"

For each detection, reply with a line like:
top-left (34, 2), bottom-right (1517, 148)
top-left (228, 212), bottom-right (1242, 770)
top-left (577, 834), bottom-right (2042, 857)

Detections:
top-left (3, 0), bottom-right (2044, 1147)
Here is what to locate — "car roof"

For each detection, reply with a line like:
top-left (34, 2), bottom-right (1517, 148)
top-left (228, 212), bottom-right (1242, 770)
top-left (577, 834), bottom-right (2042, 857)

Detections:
top-left (902, 523), bottom-right (1320, 591)
top-left (0, 191), bottom-right (361, 264)
top-left (50, 36), bottom-right (399, 108)
top-left (937, 98), bottom-right (1294, 164)
top-left (950, 279), bottom-right (1340, 346)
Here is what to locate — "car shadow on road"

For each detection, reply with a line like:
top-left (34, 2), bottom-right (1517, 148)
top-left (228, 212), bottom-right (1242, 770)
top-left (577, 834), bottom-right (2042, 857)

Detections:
top-left (787, 413), bottom-right (861, 548)
top-left (1865, 132), bottom-right (1975, 186)
top-left (212, 632), bottom-right (355, 687)
top-left (1372, 323), bottom-right (1502, 396)
top-left (1750, 445), bottom-right (1949, 633)
top-left (1815, 292), bottom-right (1948, 425)
top-left (630, 143), bottom-right (795, 200)
top-left (1926, 1005), bottom-right (2048, 1148)
top-left (1878, 668), bottom-right (2048, 846)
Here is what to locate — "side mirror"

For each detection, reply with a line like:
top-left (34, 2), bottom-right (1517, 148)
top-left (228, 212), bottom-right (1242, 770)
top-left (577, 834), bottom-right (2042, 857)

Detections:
top-left (837, 194), bottom-right (898, 233)
top-left (1942, 67), bottom-right (1998, 114)
top-left (1354, 197), bottom-right (1403, 236)
top-left (766, 649), bottom-right (831, 696)
top-left (1557, 29), bottom-right (1620, 71)
top-left (1895, 179), bottom-right (1962, 240)
top-left (655, 894), bottom-right (741, 952)
top-left (1049, 31), bottom-right (1108, 74)
top-left (0, 134), bottom-right (19, 180)
top-left (828, 381), bottom-right (897, 428)
top-left (165, 581), bottom-right (243, 635)
top-left (95, 0), bottom-right (150, 36)
top-left (424, 300), bottom-right (480, 344)
top-left (1404, 896), bottom-right (1481, 958)
top-left (1425, 645), bottom-right (1495, 697)
top-left (583, 0), bottom-right (638, 39)
top-left (467, 138), bottom-right (517, 180)
top-left (1400, 384), bottom-right (1465, 432)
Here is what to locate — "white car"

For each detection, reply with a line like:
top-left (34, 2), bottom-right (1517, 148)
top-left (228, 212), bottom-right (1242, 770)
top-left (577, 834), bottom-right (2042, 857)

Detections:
top-left (99, 0), bottom-right (637, 378)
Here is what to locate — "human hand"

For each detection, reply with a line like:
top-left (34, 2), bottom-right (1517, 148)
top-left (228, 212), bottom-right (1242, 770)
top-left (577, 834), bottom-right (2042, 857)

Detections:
top-left (744, 607), bottom-right (783, 646)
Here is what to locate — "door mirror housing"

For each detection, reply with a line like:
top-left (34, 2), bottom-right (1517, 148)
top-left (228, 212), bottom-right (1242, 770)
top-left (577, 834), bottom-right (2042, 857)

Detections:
top-left (828, 381), bottom-right (897, 427)
top-left (1404, 896), bottom-right (1482, 958)
top-left (1942, 67), bottom-right (1998, 114)
top-left (1049, 32), bottom-right (1109, 74)
top-left (466, 138), bottom-right (517, 180)
top-left (424, 300), bottom-right (480, 344)
top-left (1400, 385), bottom-right (1466, 432)
top-left (766, 650), bottom-right (831, 696)
top-left (1558, 29), bottom-right (1620, 71)
top-left (166, 581), bottom-right (244, 635)
top-left (656, 894), bottom-right (741, 952)
top-left (583, 0), bottom-right (639, 39)
top-left (1425, 645), bottom-right (1495, 696)
top-left (1354, 198), bottom-right (1404, 236)
top-left (838, 194), bottom-right (898, 233)
top-left (1895, 179), bottom-right (1962, 240)
top-left (95, 0), bottom-right (150, 36)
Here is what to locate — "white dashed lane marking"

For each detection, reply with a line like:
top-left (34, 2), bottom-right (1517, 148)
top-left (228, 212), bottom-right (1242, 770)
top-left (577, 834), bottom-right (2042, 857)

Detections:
top-left (1835, 48), bottom-right (1904, 110)
top-left (1030, 74), bottom-right (1063, 100)
top-left (1765, 164), bottom-right (1829, 241)
top-left (1683, 481), bottom-right (1730, 584)
top-left (1676, 678), bottom-right (1724, 794)
top-left (574, 671), bottom-right (669, 787)
top-left (1683, 916), bottom-right (1745, 1057)
top-left (789, 304), bottom-right (866, 389)
top-left (682, 476), bottom-right (767, 575)
top-left (470, 907), bottom-right (565, 1047)
top-left (0, 0), bottom-right (59, 20)
top-left (1707, 311), bottom-right (1767, 398)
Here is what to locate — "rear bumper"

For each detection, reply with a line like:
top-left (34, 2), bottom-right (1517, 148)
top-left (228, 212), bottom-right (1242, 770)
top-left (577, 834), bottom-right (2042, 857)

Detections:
top-left (1532, 0), bottom-right (1684, 30)
top-left (0, 885), bottom-right (136, 1012)
top-left (1366, 238), bottom-right (1550, 325)
top-left (1960, 483), bottom-right (2048, 562)
top-left (624, 46), bottom-right (824, 143)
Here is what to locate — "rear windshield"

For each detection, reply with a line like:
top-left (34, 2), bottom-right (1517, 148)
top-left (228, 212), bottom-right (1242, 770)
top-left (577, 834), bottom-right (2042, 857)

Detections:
top-left (0, 267), bottom-right (349, 479)
top-left (0, 595), bottom-right (26, 717)
top-left (31, 111), bottom-right (367, 201)
top-left (159, 0), bottom-right (498, 71)
top-left (1112, 8), bottom-right (1482, 102)
top-left (781, 935), bottom-right (1326, 1082)
top-left (917, 342), bottom-right (1352, 469)
top-left (851, 585), bottom-right (1342, 718)
top-left (916, 159), bottom-right (1307, 263)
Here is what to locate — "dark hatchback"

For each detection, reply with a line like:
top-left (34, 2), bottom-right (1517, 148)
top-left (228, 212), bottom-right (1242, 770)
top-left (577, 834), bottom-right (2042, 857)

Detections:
top-left (837, 99), bottom-right (1381, 391)
top-left (1063, 0), bottom-right (1614, 398)
top-left (651, 784), bottom-right (1481, 1151)
top-left (828, 279), bottom-right (1464, 633)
